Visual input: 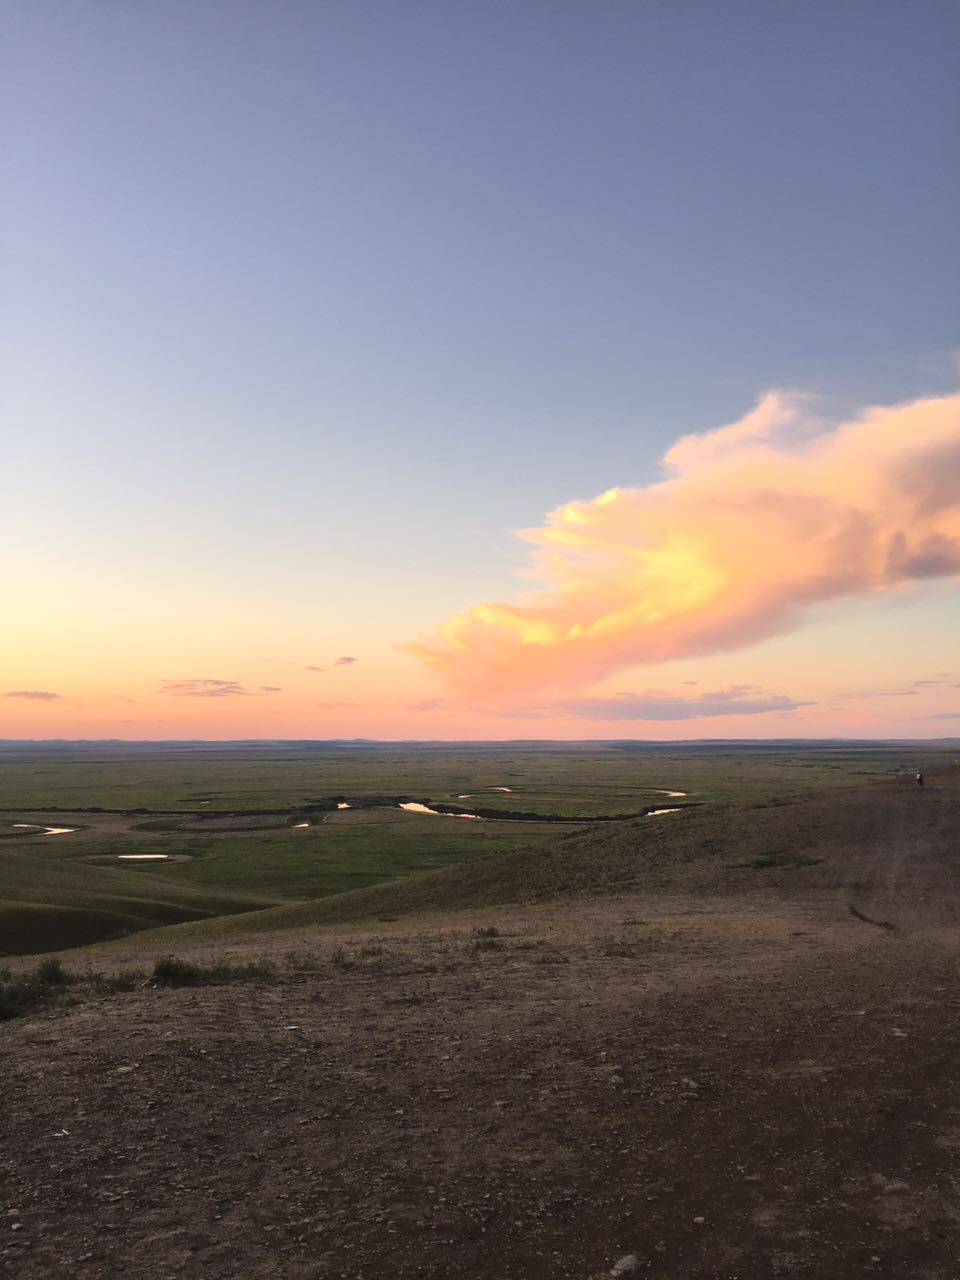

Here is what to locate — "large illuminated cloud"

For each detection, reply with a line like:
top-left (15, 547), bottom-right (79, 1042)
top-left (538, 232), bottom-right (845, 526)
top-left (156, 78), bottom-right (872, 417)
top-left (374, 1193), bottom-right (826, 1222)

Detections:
top-left (406, 392), bottom-right (960, 696)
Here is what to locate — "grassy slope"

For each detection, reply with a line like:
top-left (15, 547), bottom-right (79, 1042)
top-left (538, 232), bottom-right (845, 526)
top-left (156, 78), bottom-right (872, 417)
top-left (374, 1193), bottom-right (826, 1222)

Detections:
top-left (10, 747), bottom-right (954, 958)
top-left (85, 791), bottom-right (837, 947)
top-left (0, 848), bottom-right (277, 955)
top-left (105, 775), bottom-right (953, 952)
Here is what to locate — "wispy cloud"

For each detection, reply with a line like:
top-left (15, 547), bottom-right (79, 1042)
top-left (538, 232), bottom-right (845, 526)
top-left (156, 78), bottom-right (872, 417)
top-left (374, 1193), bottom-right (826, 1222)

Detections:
top-left (260, 686), bottom-right (283, 693)
top-left (305, 657), bottom-right (358, 672)
top-left (837, 689), bottom-right (919, 700)
top-left (405, 391), bottom-right (960, 696)
top-left (159, 679), bottom-right (250, 698)
top-left (925, 711), bottom-right (960, 720)
top-left (4, 689), bottom-right (62, 701)
top-left (550, 687), bottom-right (810, 721)
top-left (312, 700), bottom-right (362, 710)
top-left (409, 698), bottom-right (449, 711)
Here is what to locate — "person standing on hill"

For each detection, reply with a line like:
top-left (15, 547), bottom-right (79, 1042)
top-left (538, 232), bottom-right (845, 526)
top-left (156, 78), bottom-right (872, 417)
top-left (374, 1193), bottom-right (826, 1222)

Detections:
top-left (916, 770), bottom-right (924, 788)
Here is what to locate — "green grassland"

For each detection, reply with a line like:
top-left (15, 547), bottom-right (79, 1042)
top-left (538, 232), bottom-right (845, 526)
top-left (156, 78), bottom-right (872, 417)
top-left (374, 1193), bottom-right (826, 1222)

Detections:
top-left (1, 740), bottom-right (956, 957)
top-left (0, 739), bottom-right (945, 814)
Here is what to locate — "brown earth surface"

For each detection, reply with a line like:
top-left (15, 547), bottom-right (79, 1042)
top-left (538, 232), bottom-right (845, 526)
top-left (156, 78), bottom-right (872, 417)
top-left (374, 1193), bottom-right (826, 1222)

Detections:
top-left (3, 779), bottom-right (960, 1279)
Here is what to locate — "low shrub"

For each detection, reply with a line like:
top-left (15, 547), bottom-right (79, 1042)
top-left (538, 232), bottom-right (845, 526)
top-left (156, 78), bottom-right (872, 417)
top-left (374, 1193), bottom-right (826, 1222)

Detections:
top-left (35, 956), bottom-right (72, 986)
top-left (152, 955), bottom-right (201, 986)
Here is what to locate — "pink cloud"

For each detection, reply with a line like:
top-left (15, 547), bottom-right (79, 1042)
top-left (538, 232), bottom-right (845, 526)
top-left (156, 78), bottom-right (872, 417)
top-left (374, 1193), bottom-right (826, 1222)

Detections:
top-left (405, 392), bottom-right (960, 697)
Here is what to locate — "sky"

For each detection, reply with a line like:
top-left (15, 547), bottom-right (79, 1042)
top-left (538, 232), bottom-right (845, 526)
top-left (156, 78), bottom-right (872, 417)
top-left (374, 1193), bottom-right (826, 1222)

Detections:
top-left (2, 1), bottom-right (959, 741)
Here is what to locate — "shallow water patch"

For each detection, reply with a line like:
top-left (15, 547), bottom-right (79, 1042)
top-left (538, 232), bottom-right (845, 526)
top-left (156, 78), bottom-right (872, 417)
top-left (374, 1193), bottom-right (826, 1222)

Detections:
top-left (13, 823), bottom-right (76, 836)
top-left (398, 802), bottom-right (481, 820)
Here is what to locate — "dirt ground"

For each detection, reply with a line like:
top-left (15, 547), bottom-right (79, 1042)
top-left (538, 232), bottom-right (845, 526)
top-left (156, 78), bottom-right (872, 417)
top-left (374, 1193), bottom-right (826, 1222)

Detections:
top-left (2, 780), bottom-right (959, 1279)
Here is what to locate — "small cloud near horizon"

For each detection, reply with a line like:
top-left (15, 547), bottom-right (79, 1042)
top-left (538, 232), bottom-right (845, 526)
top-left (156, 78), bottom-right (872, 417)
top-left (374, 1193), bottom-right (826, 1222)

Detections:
top-left (159, 679), bottom-right (250, 698)
top-left (838, 689), bottom-right (919, 700)
top-left (4, 690), bottom-right (62, 701)
top-left (925, 711), bottom-right (960, 719)
top-left (548, 687), bottom-right (810, 721)
top-left (305, 657), bottom-right (358, 672)
top-left (260, 686), bottom-right (283, 693)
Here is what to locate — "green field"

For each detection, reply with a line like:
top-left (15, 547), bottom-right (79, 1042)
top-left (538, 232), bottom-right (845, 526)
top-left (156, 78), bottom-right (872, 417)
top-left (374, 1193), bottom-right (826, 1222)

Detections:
top-left (1, 739), bottom-right (947, 813)
top-left (1, 739), bottom-right (956, 956)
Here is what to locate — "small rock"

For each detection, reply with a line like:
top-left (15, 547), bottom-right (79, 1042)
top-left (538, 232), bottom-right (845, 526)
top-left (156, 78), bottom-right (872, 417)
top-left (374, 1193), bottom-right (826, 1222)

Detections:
top-left (610, 1255), bottom-right (640, 1276)
top-left (693, 1215), bottom-right (705, 1224)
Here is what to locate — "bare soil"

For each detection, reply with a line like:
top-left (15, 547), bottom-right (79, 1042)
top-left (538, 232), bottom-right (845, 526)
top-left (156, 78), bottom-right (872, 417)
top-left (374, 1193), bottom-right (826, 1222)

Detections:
top-left (3, 780), bottom-right (959, 1279)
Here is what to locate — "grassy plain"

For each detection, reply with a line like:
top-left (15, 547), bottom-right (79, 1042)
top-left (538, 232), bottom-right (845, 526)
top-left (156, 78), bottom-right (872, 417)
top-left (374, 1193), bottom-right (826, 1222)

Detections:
top-left (1, 739), bottom-right (956, 956)
top-left (1, 738), bottom-right (948, 813)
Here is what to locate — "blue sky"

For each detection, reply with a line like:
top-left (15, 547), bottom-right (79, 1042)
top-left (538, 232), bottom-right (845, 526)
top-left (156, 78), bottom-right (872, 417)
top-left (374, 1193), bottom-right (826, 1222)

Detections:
top-left (3, 2), bottom-right (959, 737)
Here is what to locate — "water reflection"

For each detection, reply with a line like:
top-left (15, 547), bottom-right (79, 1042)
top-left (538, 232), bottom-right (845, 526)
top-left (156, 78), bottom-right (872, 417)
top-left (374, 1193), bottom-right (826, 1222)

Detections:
top-left (398, 802), bottom-right (481, 820)
top-left (13, 823), bottom-right (76, 836)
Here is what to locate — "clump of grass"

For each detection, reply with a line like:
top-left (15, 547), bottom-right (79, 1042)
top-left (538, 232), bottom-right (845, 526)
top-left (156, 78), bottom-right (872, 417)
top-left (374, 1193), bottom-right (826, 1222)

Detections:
top-left (472, 925), bottom-right (500, 938)
top-left (88, 970), bottom-right (142, 994)
top-left (471, 937), bottom-right (504, 952)
top-left (330, 944), bottom-right (354, 970)
top-left (0, 956), bottom-right (76, 1021)
top-left (358, 945), bottom-right (385, 959)
top-left (151, 955), bottom-right (274, 987)
top-left (1, 953), bottom-right (272, 1017)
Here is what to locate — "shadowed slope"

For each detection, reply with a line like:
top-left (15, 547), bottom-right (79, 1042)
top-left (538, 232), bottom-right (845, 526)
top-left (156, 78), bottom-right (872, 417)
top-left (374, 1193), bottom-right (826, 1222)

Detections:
top-left (0, 849), bottom-right (277, 955)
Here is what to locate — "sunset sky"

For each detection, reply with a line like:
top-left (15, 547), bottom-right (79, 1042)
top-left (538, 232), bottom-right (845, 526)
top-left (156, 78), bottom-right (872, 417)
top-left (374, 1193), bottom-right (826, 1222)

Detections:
top-left (3, 2), bottom-right (959, 741)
